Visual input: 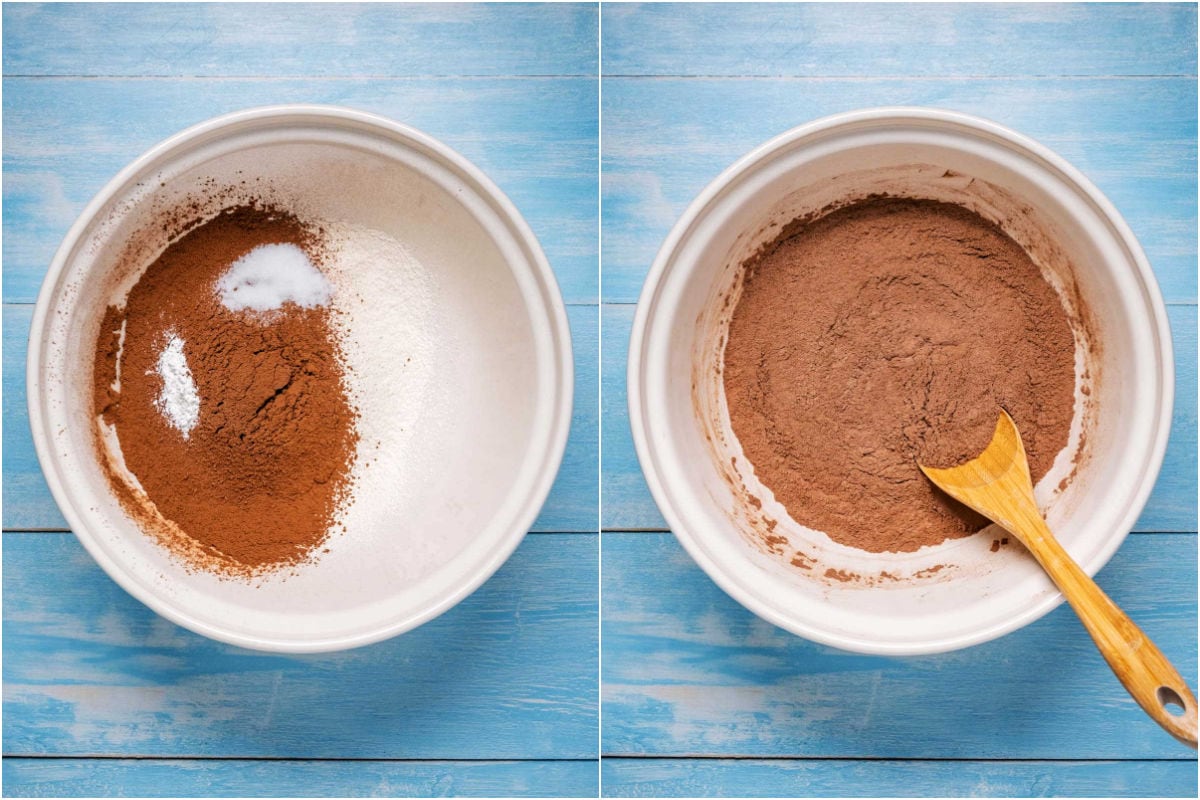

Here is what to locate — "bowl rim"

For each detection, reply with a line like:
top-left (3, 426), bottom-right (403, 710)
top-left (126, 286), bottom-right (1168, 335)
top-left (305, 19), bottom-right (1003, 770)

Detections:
top-left (27, 103), bottom-right (574, 653)
top-left (627, 105), bottom-right (1175, 655)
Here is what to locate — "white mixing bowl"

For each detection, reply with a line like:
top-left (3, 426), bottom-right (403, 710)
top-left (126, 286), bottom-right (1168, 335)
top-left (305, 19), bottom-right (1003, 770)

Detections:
top-left (628, 107), bottom-right (1173, 655)
top-left (28, 105), bottom-right (573, 652)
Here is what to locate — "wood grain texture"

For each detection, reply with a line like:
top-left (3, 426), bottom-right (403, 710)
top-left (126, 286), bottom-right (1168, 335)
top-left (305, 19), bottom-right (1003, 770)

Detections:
top-left (546, 304), bottom-right (600, 533)
top-left (600, 757), bottom-right (1198, 798)
top-left (3, 532), bottom-right (598, 760)
top-left (602, 303), bottom-right (1198, 533)
top-left (599, 304), bottom-right (663, 531)
top-left (601, 76), bottom-right (1196, 304)
top-left (3, 2), bottom-right (598, 78)
top-left (2, 75), bottom-right (598, 305)
top-left (3, 303), bottom-right (598, 533)
top-left (600, 531), bottom-right (1197, 761)
top-left (2, 306), bottom-right (49, 530)
top-left (2, 758), bottom-right (599, 798)
top-left (602, 2), bottom-right (1197, 78)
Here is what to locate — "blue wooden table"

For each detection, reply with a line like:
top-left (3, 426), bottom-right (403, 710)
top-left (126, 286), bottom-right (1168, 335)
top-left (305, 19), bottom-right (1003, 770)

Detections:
top-left (600, 3), bottom-right (1198, 797)
top-left (5, 3), bottom-right (1199, 798)
top-left (3, 4), bottom-right (598, 797)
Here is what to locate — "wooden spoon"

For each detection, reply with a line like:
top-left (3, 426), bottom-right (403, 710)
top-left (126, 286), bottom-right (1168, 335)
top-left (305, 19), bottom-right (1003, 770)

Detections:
top-left (919, 410), bottom-right (1198, 748)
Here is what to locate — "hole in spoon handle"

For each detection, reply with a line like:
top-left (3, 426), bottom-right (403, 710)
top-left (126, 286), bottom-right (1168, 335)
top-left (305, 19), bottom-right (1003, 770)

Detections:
top-left (1152, 683), bottom-right (1198, 748)
top-left (1158, 686), bottom-right (1187, 716)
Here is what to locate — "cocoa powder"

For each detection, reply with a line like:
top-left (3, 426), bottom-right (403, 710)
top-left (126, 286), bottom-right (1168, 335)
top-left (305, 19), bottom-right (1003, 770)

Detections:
top-left (723, 198), bottom-right (1077, 553)
top-left (93, 204), bottom-right (359, 576)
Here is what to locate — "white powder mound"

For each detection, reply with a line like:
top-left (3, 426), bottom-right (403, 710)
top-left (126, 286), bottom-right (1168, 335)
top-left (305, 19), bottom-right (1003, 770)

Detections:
top-left (154, 334), bottom-right (200, 438)
top-left (217, 243), bottom-right (332, 312)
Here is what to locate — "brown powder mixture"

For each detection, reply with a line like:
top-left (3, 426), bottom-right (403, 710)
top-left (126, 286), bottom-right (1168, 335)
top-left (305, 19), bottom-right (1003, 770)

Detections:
top-left (93, 204), bottom-right (359, 576)
top-left (722, 198), bottom-right (1077, 553)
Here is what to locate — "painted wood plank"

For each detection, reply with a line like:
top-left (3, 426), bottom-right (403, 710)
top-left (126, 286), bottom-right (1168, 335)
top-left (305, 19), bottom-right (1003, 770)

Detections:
top-left (3, 2), bottom-right (598, 78)
top-left (3, 532), bottom-right (598, 759)
top-left (600, 531), bottom-right (1197, 759)
top-left (1151, 305), bottom-right (1200, 530)
top-left (601, 303), bottom-right (1198, 533)
top-left (3, 303), bottom-right (598, 533)
top-left (2, 306), bottom-right (54, 530)
top-left (600, 757), bottom-right (1198, 798)
top-left (601, 76), bottom-right (1196, 304)
top-left (3, 76), bottom-right (598, 305)
top-left (602, 2), bottom-right (1197, 78)
top-left (538, 304), bottom-right (599, 533)
top-left (599, 304), bottom-right (664, 531)
top-left (2, 757), bottom-right (598, 798)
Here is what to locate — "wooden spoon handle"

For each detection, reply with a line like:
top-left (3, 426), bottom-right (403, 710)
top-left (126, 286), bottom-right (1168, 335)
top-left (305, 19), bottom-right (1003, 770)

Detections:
top-left (1019, 515), bottom-right (1198, 747)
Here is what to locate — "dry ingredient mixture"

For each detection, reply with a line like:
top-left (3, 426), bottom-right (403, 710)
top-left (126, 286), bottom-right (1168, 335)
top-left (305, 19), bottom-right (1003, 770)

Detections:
top-left (723, 198), bottom-right (1077, 554)
top-left (93, 204), bottom-right (359, 576)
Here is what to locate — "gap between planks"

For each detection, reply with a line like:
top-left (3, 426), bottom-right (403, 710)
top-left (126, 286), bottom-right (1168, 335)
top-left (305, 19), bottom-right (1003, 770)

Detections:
top-left (598, 74), bottom-right (1199, 81)
top-left (3, 754), bottom-right (600, 763)
top-left (598, 754), bottom-right (1197, 763)
top-left (1, 74), bottom-right (598, 81)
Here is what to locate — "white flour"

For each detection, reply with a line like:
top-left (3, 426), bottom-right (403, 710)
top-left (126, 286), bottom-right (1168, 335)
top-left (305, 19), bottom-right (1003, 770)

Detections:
top-left (153, 333), bottom-right (200, 438)
top-left (217, 242), bottom-right (331, 312)
top-left (316, 220), bottom-right (445, 584)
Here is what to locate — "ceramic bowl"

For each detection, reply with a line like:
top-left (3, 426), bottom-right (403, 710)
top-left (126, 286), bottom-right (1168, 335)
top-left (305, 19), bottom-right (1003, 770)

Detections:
top-left (628, 107), bottom-right (1172, 655)
top-left (28, 105), bottom-right (573, 652)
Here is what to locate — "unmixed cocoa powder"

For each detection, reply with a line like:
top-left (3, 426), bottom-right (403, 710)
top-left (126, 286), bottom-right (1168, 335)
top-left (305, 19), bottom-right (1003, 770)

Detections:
top-left (723, 198), bottom-right (1077, 553)
top-left (93, 204), bottom-right (358, 575)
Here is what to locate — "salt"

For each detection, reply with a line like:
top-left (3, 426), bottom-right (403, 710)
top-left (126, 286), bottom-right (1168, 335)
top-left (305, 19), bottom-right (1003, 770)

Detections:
top-left (217, 243), bottom-right (332, 312)
top-left (154, 334), bottom-right (200, 438)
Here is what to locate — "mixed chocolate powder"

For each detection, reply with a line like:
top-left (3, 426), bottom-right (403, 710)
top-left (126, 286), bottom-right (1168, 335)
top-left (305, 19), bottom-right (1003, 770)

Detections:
top-left (93, 204), bottom-right (358, 575)
top-left (723, 198), bottom-right (1077, 553)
